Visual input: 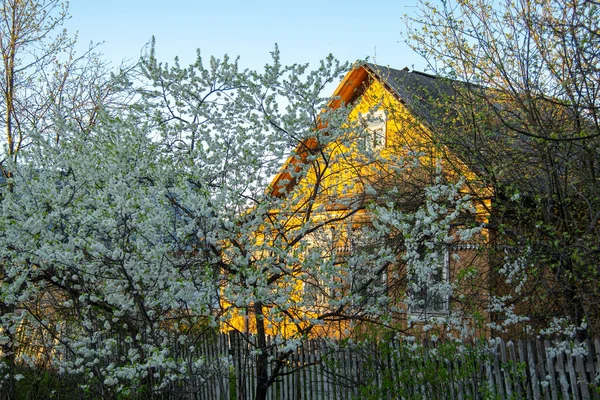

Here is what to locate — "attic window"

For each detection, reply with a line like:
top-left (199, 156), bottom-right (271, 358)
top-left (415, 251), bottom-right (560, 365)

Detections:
top-left (409, 246), bottom-right (450, 315)
top-left (359, 110), bottom-right (386, 150)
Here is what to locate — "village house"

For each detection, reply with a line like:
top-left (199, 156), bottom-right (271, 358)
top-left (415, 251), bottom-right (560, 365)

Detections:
top-left (224, 63), bottom-right (500, 339)
top-left (224, 59), bottom-right (600, 343)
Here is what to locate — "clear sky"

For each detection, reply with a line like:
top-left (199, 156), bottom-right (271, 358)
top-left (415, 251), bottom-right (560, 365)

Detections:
top-left (66, 0), bottom-right (429, 74)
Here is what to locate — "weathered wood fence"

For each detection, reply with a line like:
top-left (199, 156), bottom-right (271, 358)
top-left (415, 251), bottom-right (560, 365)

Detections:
top-left (186, 333), bottom-right (600, 400)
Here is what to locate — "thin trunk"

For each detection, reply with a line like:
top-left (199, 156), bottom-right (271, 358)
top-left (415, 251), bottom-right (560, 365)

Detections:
top-left (5, 49), bottom-right (15, 160)
top-left (254, 302), bottom-right (270, 400)
top-left (4, 3), bottom-right (17, 161)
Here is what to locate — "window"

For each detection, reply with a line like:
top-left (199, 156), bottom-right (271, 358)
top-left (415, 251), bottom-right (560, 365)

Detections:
top-left (303, 226), bottom-right (387, 311)
top-left (303, 275), bottom-right (330, 307)
top-left (347, 232), bottom-right (388, 310)
top-left (359, 110), bottom-right (386, 150)
top-left (302, 227), bottom-right (345, 307)
top-left (350, 266), bottom-right (388, 307)
top-left (409, 246), bottom-right (450, 314)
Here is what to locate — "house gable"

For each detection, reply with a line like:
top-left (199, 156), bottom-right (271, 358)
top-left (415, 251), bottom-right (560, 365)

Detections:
top-left (271, 63), bottom-right (490, 214)
top-left (251, 63), bottom-right (494, 338)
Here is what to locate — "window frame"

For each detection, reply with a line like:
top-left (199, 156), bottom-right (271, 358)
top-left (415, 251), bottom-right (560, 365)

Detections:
top-left (408, 245), bottom-right (450, 315)
top-left (358, 109), bottom-right (387, 150)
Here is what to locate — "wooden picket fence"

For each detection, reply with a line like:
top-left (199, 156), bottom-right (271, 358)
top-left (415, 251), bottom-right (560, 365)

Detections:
top-left (183, 332), bottom-right (600, 400)
top-left (12, 331), bottom-right (598, 399)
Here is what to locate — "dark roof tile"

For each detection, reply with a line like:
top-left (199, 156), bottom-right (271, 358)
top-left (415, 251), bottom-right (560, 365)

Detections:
top-left (364, 63), bottom-right (459, 125)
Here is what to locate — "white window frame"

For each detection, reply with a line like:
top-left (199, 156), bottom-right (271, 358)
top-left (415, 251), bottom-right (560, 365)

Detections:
top-left (409, 246), bottom-right (450, 315)
top-left (359, 110), bottom-right (386, 150)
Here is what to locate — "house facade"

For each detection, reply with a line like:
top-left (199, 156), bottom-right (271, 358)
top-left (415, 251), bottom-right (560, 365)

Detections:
top-left (221, 63), bottom-right (503, 340)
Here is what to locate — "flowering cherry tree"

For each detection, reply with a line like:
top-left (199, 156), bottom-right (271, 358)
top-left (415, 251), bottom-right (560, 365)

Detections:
top-left (0, 45), bottom-right (397, 398)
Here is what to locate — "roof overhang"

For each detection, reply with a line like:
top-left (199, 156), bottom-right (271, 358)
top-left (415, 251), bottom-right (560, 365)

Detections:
top-left (269, 64), bottom-right (370, 197)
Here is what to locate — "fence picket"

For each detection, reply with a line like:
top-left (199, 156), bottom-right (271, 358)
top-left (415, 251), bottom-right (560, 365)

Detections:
top-left (302, 342), bottom-right (310, 400)
top-left (566, 348), bottom-right (581, 400)
top-left (485, 356), bottom-right (495, 399)
top-left (595, 338), bottom-right (600, 380)
top-left (509, 340), bottom-right (523, 399)
top-left (494, 340), bottom-right (507, 399)
top-left (526, 339), bottom-right (541, 400)
top-left (533, 339), bottom-right (550, 400)
top-left (500, 339), bottom-right (514, 398)
top-left (586, 339), bottom-right (597, 389)
top-left (575, 351), bottom-right (591, 400)
top-left (544, 340), bottom-right (560, 400)
top-left (556, 349), bottom-right (572, 399)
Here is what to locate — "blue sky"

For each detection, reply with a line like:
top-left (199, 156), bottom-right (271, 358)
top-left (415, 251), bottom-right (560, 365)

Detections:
top-left (66, 0), bottom-right (429, 74)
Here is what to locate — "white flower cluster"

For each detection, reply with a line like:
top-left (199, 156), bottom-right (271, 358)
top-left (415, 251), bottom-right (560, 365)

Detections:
top-left (373, 171), bottom-right (481, 338)
top-left (0, 47), bottom-right (355, 394)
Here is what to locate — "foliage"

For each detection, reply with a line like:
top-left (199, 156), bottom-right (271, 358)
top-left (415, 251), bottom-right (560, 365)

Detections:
top-left (405, 0), bottom-right (600, 338)
top-left (354, 168), bottom-right (485, 345)
top-left (1, 112), bottom-right (220, 396)
top-left (324, 338), bottom-right (497, 400)
top-left (13, 364), bottom-right (85, 400)
top-left (0, 38), bottom-right (383, 397)
top-left (0, 1), bottom-right (130, 397)
top-left (0, 0), bottom-right (128, 169)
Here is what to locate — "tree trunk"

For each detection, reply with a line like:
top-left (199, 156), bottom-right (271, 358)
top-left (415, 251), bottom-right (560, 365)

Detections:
top-left (3, 2), bottom-right (17, 161)
top-left (253, 303), bottom-right (270, 400)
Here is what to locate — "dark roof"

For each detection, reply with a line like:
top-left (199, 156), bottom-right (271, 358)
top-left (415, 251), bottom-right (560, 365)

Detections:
top-left (273, 63), bottom-right (556, 197)
top-left (361, 64), bottom-right (545, 193)
top-left (363, 63), bottom-right (464, 130)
